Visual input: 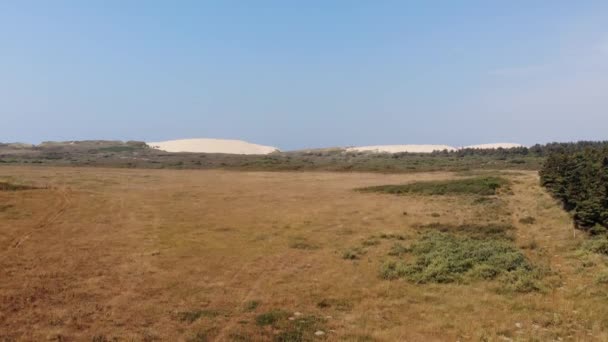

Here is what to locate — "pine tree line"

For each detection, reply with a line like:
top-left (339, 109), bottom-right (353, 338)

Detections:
top-left (540, 144), bottom-right (608, 234)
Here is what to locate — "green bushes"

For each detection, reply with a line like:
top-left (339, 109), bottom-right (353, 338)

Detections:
top-left (581, 236), bottom-right (608, 255)
top-left (380, 229), bottom-right (542, 292)
top-left (358, 176), bottom-right (509, 196)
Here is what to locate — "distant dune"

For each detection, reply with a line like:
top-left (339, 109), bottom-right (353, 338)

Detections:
top-left (344, 143), bottom-right (525, 154)
top-left (346, 145), bottom-right (457, 153)
top-left (463, 143), bottom-right (524, 149)
top-left (147, 138), bottom-right (279, 154)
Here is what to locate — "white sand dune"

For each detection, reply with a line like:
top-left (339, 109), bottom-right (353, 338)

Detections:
top-left (463, 143), bottom-right (524, 149)
top-left (345, 143), bottom-right (525, 154)
top-left (147, 138), bottom-right (279, 154)
top-left (346, 145), bottom-right (457, 153)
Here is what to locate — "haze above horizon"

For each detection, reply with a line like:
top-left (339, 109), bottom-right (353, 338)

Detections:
top-left (1, 1), bottom-right (607, 150)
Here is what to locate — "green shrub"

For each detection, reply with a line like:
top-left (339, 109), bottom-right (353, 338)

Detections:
top-left (581, 236), bottom-right (608, 255)
top-left (380, 231), bottom-right (539, 291)
top-left (357, 176), bottom-right (509, 196)
top-left (596, 271), bottom-right (608, 284)
top-left (387, 242), bottom-right (410, 257)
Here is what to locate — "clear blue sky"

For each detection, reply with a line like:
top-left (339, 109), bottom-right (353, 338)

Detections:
top-left (1, 1), bottom-right (607, 150)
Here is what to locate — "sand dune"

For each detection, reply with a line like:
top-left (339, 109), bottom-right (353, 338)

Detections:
top-left (147, 138), bottom-right (279, 154)
top-left (345, 143), bottom-right (525, 154)
top-left (346, 145), bottom-right (457, 153)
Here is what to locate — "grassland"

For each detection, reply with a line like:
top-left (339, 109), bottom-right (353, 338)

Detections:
top-left (1, 166), bottom-right (607, 341)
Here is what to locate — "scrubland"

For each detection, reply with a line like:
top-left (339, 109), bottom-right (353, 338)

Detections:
top-left (1, 166), bottom-right (607, 341)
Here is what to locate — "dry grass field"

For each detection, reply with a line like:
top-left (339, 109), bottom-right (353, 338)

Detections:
top-left (1, 166), bottom-right (607, 341)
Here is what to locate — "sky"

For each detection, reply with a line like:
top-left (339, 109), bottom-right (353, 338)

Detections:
top-left (1, 1), bottom-right (607, 150)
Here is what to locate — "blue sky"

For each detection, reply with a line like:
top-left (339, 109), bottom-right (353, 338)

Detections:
top-left (1, 1), bottom-right (607, 150)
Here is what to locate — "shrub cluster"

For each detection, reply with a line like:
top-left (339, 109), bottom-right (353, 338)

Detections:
top-left (358, 176), bottom-right (508, 196)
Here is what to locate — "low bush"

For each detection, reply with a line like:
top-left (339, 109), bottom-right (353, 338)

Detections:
top-left (380, 231), bottom-right (541, 292)
top-left (581, 236), bottom-right (608, 255)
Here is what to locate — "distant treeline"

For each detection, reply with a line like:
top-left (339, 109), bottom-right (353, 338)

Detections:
top-left (426, 141), bottom-right (608, 158)
top-left (540, 141), bottom-right (608, 234)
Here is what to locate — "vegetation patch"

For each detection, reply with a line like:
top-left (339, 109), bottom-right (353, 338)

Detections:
top-left (317, 298), bottom-right (353, 311)
top-left (361, 237), bottom-right (380, 247)
top-left (596, 271), bottom-right (608, 284)
top-left (244, 300), bottom-right (260, 312)
top-left (357, 176), bottom-right (509, 196)
top-left (177, 309), bottom-right (220, 323)
top-left (342, 247), bottom-right (366, 260)
top-left (415, 222), bottom-right (515, 240)
top-left (255, 310), bottom-right (290, 326)
top-left (378, 232), bottom-right (406, 240)
top-left (289, 236), bottom-right (319, 250)
top-left (580, 236), bottom-right (608, 255)
top-left (387, 242), bottom-right (410, 257)
top-left (380, 230), bottom-right (541, 292)
top-left (519, 216), bottom-right (536, 225)
top-left (0, 181), bottom-right (38, 191)
top-left (255, 309), bottom-right (327, 341)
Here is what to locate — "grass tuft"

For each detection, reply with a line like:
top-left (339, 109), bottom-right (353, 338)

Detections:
top-left (519, 216), bottom-right (536, 225)
top-left (177, 309), bottom-right (220, 323)
top-left (255, 310), bottom-right (289, 326)
top-left (288, 236), bottom-right (319, 250)
top-left (244, 300), bottom-right (260, 312)
top-left (342, 247), bottom-right (365, 260)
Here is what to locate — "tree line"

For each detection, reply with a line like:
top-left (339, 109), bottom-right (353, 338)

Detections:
top-left (540, 142), bottom-right (608, 234)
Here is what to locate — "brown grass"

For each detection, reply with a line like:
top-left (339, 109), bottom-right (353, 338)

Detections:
top-left (0, 166), bottom-right (606, 341)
